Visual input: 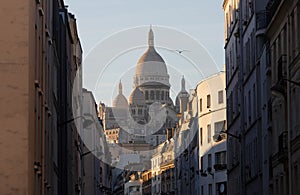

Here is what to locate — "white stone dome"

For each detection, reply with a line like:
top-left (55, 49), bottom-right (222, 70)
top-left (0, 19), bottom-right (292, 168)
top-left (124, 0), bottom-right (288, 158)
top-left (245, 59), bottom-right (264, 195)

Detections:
top-left (135, 47), bottom-right (168, 76)
top-left (134, 26), bottom-right (170, 87)
top-left (112, 81), bottom-right (128, 108)
top-left (129, 87), bottom-right (145, 105)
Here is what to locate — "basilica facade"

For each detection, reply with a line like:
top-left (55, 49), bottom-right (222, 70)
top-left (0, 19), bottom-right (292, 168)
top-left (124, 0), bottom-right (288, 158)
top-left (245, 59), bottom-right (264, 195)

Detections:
top-left (99, 27), bottom-right (189, 147)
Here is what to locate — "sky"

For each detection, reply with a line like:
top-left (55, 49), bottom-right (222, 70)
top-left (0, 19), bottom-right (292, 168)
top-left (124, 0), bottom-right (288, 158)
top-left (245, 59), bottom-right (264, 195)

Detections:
top-left (64, 0), bottom-right (225, 106)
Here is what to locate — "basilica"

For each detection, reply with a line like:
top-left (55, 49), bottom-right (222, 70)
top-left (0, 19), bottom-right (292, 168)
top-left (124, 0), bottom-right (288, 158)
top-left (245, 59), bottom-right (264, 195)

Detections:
top-left (99, 26), bottom-right (190, 147)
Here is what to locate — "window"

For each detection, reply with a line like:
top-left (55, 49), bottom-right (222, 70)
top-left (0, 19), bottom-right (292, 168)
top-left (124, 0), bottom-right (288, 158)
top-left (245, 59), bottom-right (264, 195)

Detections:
top-left (145, 91), bottom-right (149, 100)
top-left (207, 95), bottom-right (211, 108)
top-left (253, 84), bottom-right (256, 117)
top-left (208, 154), bottom-right (212, 168)
top-left (150, 90), bottom-right (154, 100)
top-left (215, 151), bottom-right (226, 165)
top-left (207, 124), bottom-right (211, 143)
top-left (199, 98), bottom-right (203, 112)
top-left (161, 91), bottom-right (164, 100)
top-left (214, 121), bottom-right (226, 134)
top-left (200, 156), bottom-right (204, 170)
top-left (209, 184), bottom-right (212, 195)
top-left (156, 90), bottom-right (160, 100)
top-left (248, 90), bottom-right (251, 123)
top-left (132, 109), bottom-right (136, 115)
top-left (138, 109), bottom-right (142, 115)
top-left (200, 128), bottom-right (203, 145)
top-left (218, 90), bottom-right (224, 104)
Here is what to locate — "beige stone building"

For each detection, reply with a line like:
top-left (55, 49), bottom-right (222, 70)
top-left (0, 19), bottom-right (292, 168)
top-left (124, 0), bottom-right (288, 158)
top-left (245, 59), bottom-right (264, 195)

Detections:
top-left (0, 0), bottom-right (83, 194)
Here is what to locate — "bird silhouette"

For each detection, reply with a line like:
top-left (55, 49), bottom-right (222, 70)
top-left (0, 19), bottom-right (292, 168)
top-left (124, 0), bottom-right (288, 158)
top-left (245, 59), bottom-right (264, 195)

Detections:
top-left (174, 49), bottom-right (190, 54)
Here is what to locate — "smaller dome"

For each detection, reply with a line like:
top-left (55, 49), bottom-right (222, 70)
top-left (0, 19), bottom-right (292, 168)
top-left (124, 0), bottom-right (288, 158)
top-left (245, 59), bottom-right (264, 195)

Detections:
top-left (112, 94), bottom-right (128, 108)
top-left (112, 81), bottom-right (128, 108)
top-left (129, 87), bottom-right (145, 105)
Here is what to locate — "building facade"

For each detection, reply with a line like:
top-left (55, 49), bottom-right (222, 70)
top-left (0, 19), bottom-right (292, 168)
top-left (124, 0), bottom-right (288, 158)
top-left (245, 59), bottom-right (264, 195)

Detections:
top-left (223, 0), bottom-right (272, 194)
top-left (174, 83), bottom-right (199, 195)
top-left (196, 72), bottom-right (227, 195)
top-left (82, 88), bottom-right (112, 195)
top-left (151, 139), bottom-right (175, 195)
top-left (266, 0), bottom-right (300, 194)
top-left (0, 0), bottom-right (83, 194)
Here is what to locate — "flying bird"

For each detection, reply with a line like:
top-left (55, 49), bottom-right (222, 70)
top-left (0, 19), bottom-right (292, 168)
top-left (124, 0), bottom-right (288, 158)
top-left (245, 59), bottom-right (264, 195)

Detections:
top-left (174, 49), bottom-right (190, 54)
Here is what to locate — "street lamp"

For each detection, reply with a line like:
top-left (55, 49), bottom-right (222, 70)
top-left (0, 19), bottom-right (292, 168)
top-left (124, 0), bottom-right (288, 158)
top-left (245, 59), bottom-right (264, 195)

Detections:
top-left (214, 130), bottom-right (241, 142)
top-left (80, 147), bottom-right (103, 158)
top-left (58, 114), bottom-right (94, 128)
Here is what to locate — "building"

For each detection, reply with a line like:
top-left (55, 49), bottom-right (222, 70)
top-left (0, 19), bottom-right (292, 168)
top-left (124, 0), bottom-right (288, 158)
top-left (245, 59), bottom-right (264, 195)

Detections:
top-left (222, 0), bottom-right (241, 192)
top-left (266, 0), bottom-right (300, 194)
top-left (151, 139), bottom-right (175, 195)
top-left (196, 72), bottom-right (227, 195)
top-left (124, 173), bottom-right (143, 195)
top-left (142, 169), bottom-right (152, 195)
top-left (97, 26), bottom-right (184, 194)
top-left (174, 83), bottom-right (199, 195)
top-left (82, 88), bottom-right (112, 195)
top-left (0, 0), bottom-right (83, 194)
top-left (223, 0), bottom-right (271, 194)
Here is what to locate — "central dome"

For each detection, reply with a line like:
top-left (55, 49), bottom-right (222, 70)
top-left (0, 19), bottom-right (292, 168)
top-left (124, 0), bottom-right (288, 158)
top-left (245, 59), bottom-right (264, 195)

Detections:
top-left (134, 26), bottom-right (170, 87)
top-left (137, 47), bottom-right (165, 65)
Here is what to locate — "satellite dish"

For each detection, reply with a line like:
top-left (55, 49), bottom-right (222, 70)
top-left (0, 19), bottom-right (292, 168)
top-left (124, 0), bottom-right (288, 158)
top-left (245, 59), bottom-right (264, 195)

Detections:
top-left (220, 183), bottom-right (225, 193)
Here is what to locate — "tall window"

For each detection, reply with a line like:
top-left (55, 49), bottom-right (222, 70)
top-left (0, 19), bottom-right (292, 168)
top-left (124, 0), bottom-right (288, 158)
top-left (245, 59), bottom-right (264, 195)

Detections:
top-left (248, 90), bottom-right (251, 123)
top-left (207, 95), bottom-right (211, 108)
top-left (199, 98), bottom-right (203, 112)
top-left (209, 184), bottom-right (212, 195)
top-left (145, 91), bottom-right (149, 100)
top-left (218, 90), bottom-right (224, 104)
top-left (208, 154), bottom-right (212, 168)
top-left (150, 90), bottom-right (154, 100)
top-left (138, 109), bottom-right (142, 115)
top-left (156, 90), bottom-right (160, 100)
top-left (207, 124), bottom-right (211, 143)
top-left (200, 128), bottom-right (203, 145)
top-left (215, 151), bottom-right (226, 165)
top-left (161, 91), bottom-right (164, 100)
top-left (253, 84), bottom-right (256, 117)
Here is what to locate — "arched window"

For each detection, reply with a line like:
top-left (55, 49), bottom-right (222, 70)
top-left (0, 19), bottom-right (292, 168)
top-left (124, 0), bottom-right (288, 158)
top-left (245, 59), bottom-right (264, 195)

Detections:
top-left (145, 90), bottom-right (149, 100)
top-left (150, 90), bottom-right (154, 100)
top-left (156, 90), bottom-right (160, 100)
top-left (132, 109), bottom-right (136, 115)
top-left (138, 109), bottom-right (142, 115)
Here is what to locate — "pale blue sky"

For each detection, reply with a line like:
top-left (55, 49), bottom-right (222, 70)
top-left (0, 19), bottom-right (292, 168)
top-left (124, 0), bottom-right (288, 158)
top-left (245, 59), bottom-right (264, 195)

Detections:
top-left (65, 0), bottom-right (225, 105)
